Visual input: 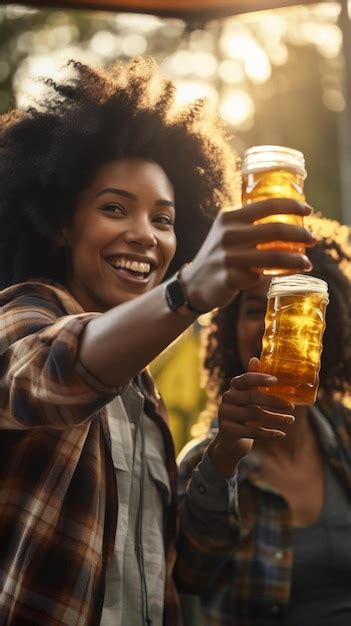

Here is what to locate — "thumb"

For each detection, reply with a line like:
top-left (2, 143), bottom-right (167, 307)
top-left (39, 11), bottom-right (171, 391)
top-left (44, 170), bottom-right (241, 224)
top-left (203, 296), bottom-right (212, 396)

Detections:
top-left (248, 356), bottom-right (262, 373)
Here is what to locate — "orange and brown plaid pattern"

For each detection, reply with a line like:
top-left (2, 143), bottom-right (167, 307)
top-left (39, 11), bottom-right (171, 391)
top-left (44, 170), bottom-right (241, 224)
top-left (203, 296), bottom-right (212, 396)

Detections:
top-left (0, 279), bottom-right (181, 625)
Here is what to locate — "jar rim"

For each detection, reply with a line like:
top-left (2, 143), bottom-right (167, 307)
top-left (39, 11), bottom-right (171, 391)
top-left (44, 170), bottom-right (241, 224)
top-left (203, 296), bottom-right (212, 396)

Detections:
top-left (242, 145), bottom-right (306, 178)
top-left (268, 274), bottom-right (329, 299)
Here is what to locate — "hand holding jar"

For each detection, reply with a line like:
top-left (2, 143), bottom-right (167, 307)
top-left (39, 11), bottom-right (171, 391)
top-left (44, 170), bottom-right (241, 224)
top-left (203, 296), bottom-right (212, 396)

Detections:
top-left (242, 145), bottom-right (308, 275)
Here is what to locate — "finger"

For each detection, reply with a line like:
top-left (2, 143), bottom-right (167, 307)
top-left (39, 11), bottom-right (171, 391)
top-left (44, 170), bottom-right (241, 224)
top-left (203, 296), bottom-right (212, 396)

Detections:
top-left (222, 421), bottom-right (286, 441)
top-left (246, 408), bottom-right (295, 427)
top-left (244, 425), bottom-right (287, 439)
top-left (248, 419), bottom-right (294, 431)
top-left (224, 387), bottom-right (295, 412)
top-left (227, 249), bottom-right (312, 272)
top-left (220, 404), bottom-right (295, 429)
top-left (223, 223), bottom-right (316, 247)
top-left (248, 357), bottom-right (261, 373)
top-left (222, 198), bottom-right (312, 224)
top-left (230, 372), bottom-right (278, 391)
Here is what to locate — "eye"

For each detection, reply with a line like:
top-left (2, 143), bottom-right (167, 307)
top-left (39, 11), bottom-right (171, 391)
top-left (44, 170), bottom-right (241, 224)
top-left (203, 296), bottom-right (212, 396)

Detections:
top-left (153, 214), bottom-right (175, 226)
top-left (101, 203), bottom-right (126, 216)
top-left (246, 308), bottom-right (266, 320)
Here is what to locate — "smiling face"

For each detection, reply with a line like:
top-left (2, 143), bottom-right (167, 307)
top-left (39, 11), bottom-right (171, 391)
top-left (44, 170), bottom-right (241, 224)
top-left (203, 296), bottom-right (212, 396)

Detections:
top-left (63, 158), bottom-right (176, 312)
top-left (236, 279), bottom-right (270, 370)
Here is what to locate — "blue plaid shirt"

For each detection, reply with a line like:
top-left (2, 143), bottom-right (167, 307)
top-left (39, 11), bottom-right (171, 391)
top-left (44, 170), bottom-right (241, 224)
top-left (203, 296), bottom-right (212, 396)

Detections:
top-left (177, 401), bottom-right (351, 626)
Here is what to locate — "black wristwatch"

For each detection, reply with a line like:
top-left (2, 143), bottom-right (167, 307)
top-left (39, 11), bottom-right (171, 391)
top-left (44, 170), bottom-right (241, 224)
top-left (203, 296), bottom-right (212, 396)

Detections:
top-left (164, 268), bottom-right (205, 316)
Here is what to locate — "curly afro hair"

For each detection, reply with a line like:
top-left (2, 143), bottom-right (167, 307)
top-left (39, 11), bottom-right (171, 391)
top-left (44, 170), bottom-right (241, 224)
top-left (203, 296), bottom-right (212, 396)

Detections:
top-left (202, 215), bottom-right (351, 404)
top-left (0, 57), bottom-right (239, 288)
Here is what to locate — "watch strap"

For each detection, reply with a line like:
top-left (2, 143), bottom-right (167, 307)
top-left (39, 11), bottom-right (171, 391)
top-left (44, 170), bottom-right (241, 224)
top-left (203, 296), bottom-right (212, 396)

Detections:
top-left (164, 267), bottom-right (206, 315)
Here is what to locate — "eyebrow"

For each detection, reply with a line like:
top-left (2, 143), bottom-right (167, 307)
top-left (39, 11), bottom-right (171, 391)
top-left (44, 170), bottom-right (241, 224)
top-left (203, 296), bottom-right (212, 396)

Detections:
top-left (95, 187), bottom-right (175, 207)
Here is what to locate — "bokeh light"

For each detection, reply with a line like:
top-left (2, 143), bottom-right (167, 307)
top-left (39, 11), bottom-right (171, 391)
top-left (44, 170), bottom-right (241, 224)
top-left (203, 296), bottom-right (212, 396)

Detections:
top-left (220, 89), bottom-right (254, 129)
top-left (0, 3), bottom-right (348, 126)
top-left (174, 80), bottom-right (218, 107)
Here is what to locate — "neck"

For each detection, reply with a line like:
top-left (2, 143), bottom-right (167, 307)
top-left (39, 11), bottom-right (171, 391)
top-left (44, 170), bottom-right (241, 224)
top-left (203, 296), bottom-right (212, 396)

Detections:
top-left (254, 405), bottom-right (315, 462)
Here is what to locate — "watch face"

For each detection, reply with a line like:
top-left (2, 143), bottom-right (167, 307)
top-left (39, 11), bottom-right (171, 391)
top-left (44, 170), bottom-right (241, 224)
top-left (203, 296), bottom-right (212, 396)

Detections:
top-left (165, 279), bottom-right (186, 311)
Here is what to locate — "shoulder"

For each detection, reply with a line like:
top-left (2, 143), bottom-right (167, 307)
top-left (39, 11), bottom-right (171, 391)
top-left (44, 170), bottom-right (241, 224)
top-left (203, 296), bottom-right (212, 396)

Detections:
top-left (318, 398), bottom-right (351, 426)
top-left (0, 279), bottom-right (83, 316)
top-left (318, 398), bottom-right (351, 450)
top-left (0, 279), bottom-right (83, 346)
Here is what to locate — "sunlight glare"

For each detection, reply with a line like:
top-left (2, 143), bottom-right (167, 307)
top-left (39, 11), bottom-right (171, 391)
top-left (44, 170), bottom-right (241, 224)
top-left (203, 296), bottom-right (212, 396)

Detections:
top-left (121, 34), bottom-right (147, 56)
top-left (218, 59), bottom-right (244, 84)
top-left (175, 80), bottom-right (218, 107)
top-left (219, 90), bottom-right (254, 128)
top-left (90, 31), bottom-right (121, 58)
top-left (244, 47), bottom-right (271, 84)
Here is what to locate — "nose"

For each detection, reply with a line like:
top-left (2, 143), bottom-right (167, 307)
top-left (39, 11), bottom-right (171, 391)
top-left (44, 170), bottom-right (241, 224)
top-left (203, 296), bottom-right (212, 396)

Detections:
top-left (123, 214), bottom-right (157, 248)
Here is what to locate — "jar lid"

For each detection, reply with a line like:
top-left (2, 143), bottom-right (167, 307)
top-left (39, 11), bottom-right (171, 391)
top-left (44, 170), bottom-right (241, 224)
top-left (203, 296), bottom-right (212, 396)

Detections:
top-left (242, 145), bottom-right (306, 178)
top-left (268, 274), bottom-right (329, 300)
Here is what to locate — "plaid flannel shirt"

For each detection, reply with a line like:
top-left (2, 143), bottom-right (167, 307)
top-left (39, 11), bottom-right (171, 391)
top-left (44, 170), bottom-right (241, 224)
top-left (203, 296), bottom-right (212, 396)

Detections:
top-left (177, 402), bottom-right (351, 626)
top-left (0, 279), bottom-right (183, 626)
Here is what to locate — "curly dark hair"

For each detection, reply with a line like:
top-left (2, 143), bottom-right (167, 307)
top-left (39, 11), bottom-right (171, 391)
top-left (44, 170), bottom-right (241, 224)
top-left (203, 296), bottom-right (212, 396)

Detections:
top-left (0, 57), bottom-right (239, 288)
top-left (202, 216), bottom-right (351, 404)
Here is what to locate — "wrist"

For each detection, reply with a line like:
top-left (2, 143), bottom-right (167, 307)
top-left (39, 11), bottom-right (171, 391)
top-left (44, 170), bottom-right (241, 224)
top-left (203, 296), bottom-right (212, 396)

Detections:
top-left (164, 267), bottom-right (202, 317)
top-left (207, 439), bottom-right (242, 478)
top-left (178, 263), bottom-right (210, 315)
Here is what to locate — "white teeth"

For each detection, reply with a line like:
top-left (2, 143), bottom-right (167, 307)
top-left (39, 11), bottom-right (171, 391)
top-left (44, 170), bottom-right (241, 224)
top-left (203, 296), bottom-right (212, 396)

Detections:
top-left (109, 257), bottom-right (151, 274)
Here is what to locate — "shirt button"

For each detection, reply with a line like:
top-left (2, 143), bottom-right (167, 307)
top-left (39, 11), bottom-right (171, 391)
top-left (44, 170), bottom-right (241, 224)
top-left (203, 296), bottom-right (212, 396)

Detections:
top-left (275, 550), bottom-right (284, 560)
top-left (198, 484), bottom-right (206, 495)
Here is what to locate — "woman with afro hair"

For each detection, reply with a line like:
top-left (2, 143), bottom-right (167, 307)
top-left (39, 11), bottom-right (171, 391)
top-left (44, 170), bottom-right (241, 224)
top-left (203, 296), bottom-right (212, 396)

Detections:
top-left (0, 57), bottom-right (314, 626)
top-left (178, 216), bottom-right (351, 626)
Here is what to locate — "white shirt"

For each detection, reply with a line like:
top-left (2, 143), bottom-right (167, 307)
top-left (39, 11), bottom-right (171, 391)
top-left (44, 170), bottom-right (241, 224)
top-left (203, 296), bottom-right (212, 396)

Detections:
top-left (100, 383), bottom-right (170, 626)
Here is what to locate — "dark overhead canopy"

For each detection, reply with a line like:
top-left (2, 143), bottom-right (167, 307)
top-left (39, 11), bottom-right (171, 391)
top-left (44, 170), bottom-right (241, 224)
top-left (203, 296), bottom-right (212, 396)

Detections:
top-left (4, 0), bottom-right (326, 19)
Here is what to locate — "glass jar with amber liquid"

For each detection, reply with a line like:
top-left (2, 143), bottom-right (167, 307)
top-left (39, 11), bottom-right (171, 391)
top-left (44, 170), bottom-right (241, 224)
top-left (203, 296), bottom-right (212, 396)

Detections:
top-left (259, 274), bottom-right (329, 405)
top-left (242, 145), bottom-right (307, 276)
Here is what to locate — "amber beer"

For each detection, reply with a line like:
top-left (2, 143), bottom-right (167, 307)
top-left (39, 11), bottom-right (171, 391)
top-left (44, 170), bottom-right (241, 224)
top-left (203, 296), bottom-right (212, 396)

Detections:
top-left (242, 145), bottom-right (307, 276)
top-left (259, 275), bottom-right (329, 405)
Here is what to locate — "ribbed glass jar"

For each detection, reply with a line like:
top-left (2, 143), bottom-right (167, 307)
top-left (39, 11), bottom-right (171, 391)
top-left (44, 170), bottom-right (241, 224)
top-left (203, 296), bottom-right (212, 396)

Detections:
top-left (259, 274), bottom-right (329, 405)
top-left (242, 145), bottom-right (307, 276)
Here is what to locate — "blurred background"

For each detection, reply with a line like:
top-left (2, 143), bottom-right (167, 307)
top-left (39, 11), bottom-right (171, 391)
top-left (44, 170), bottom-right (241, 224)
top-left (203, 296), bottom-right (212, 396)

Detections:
top-left (1, 1), bottom-right (350, 451)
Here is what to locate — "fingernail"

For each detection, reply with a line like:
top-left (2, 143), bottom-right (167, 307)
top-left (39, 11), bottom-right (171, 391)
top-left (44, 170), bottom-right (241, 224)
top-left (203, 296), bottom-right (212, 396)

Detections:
top-left (283, 415), bottom-right (295, 424)
top-left (302, 256), bottom-right (313, 269)
top-left (304, 203), bottom-right (314, 214)
top-left (265, 376), bottom-right (277, 383)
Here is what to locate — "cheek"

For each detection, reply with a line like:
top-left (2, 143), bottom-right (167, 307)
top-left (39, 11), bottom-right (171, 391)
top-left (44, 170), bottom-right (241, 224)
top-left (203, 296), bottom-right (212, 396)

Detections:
top-left (170, 234), bottom-right (177, 257)
top-left (164, 232), bottom-right (177, 262)
top-left (255, 319), bottom-right (265, 343)
top-left (70, 219), bottom-right (109, 258)
top-left (237, 322), bottom-right (258, 360)
top-left (247, 321), bottom-right (264, 344)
